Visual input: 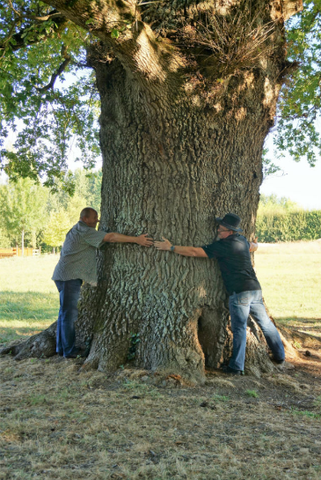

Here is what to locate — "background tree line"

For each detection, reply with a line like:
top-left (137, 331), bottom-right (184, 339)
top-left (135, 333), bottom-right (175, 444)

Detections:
top-left (256, 194), bottom-right (321, 242)
top-left (0, 169), bottom-right (102, 252)
top-left (0, 179), bottom-right (320, 250)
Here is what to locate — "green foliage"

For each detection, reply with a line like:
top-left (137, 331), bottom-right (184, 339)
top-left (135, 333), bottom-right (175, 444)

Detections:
top-left (257, 195), bottom-right (321, 242)
top-left (0, 224), bottom-right (11, 248)
top-left (42, 209), bottom-right (70, 248)
top-left (258, 194), bottom-right (301, 214)
top-left (290, 408), bottom-right (321, 419)
top-left (293, 340), bottom-right (302, 349)
top-left (273, 0), bottom-right (321, 166)
top-left (41, 168), bottom-right (102, 247)
top-left (0, 177), bottom-right (48, 247)
top-left (127, 333), bottom-right (140, 361)
top-left (212, 394), bottom-right (229, 403)
top-left (72, 169), bottom-right (102, 213)
top-left (0, 168), bottom-right (102, 248)
top-left (256, 209), bottom-right (321, 242)
top-left (2, 0), bottom-right (321, 183)
top-left (261, 149), bottom-right (281, 179)
top-left (0, 1), bottom-right (100, 192)
top-left (245, 390), bottom-right (259, 398)
top-left (314, 396), bottom-right (321, 409)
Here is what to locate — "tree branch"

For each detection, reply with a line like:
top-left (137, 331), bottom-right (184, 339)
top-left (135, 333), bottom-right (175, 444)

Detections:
top-left (40, 1), bottom-right (182, 84)
top-left (6, 0), bottom-right (62, 22)
top-left (41, 0), bottom-right (137, 35)
top-left (36, 45), bottom-right (72, 92)
top-left (0, 14), bottom-right (68, 52)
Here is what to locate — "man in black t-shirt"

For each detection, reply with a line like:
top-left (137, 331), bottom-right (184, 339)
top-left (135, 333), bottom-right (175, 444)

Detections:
top-left (154, 213), bottom-right (285, 375)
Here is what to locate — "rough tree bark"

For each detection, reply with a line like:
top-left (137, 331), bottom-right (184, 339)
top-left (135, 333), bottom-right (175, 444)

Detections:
top-left (1, 0), bottom-right (303, 383)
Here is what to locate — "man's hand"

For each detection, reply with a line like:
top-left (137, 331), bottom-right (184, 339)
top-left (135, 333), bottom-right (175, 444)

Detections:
top-left (154, 237), bottom-right (172, 251)
top-left (249, 237), bottom-right (258, 252)
top-left (136, 234), bottom-right (154, 247)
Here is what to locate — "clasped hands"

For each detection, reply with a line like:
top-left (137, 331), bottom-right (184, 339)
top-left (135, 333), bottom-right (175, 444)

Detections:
top-left (136, 234), bottom-right (173, 251)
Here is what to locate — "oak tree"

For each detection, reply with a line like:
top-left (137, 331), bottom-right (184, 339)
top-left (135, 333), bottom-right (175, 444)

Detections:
top-left (0, 0), bottom-right (303, 382)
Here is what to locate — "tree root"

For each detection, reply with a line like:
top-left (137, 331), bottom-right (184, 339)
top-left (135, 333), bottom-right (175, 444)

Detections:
top-left (0, 323), bottom-right (57, 360)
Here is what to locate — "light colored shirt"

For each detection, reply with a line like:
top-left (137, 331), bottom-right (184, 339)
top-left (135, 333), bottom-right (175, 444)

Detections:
top-left (52, 221), bottom-right (106, 285)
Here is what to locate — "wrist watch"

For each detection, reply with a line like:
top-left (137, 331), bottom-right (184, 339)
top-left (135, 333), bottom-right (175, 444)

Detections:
top-left (170, 245), bottom-right (175, 252)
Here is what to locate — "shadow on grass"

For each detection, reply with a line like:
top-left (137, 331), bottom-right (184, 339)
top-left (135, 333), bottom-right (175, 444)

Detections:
top-left (0, 327), bottom-right (51, 346)
top-left (276, 317), bottom-right (321, 344)
top-left (0, 291), bottom-right (58, 345)
top-left (276, 317), bottom-right (321, 329)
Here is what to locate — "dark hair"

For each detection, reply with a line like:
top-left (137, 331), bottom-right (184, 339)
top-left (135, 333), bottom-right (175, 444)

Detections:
top-left (80, 207), bottom-right (97, 219)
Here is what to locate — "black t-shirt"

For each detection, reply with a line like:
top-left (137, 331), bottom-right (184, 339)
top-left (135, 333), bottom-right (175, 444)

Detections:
top-left (202, 234), bottom-right (261, 295)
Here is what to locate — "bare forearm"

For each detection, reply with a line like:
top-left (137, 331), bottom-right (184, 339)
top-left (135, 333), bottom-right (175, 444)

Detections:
top-left (172, 246), bottom-right (206, 257)
top-left (103, 232), bottom-right (153, 247)
top-left (104, 233), bottom-right (138, 244)
top-left (154, 237), bottom-right (208, 257)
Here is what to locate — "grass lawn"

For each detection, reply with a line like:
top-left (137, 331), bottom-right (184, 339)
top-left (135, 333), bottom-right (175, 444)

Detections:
top-left (255, 240), bottom-right (321, 335)
top-left (0, 255), bottom-right (59, 345)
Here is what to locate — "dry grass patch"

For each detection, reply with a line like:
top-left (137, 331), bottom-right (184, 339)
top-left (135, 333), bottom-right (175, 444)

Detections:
top-left (1, 247), bottom-right (321, 478)
top-left (1, 355), bottom-right (321, 480)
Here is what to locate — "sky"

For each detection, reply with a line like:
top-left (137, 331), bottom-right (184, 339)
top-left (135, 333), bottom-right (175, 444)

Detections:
top-left (259, 135), bottom-right (321, 210)
top-left (260, 156), bottom-right (321, 210)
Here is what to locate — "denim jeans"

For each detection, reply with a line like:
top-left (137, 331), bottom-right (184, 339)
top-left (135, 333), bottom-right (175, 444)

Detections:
top-left (55, 279), bottom-right (82, 357)
top-left (228, 290), bottom-right (285, 371)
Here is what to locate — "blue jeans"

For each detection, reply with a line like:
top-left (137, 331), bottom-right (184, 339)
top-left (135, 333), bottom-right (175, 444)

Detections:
top-left (228, 290), bottom-right (285, 371)
top-left (55, 279), bottom-right (82, 357)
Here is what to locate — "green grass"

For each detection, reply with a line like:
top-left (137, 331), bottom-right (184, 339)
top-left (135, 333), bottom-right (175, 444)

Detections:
top-left (0, 255), bottom-right (59, 344)
top-left (290, 408), bottom-right (321, 419)
top-left (0, 254), bottom-right (58, 293)
top-left (1, 242), bottom-right (321, 345)
top-left (255, 240), bottom-right (321, 333)
top-left (245, 389), bottom-right (259, 398)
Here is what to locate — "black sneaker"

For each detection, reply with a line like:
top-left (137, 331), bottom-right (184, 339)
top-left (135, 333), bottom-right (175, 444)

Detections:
top-left (272, 357), bottom-right (285, 365)
top-left (64, 348), bottom-right (84, 359)
top-left (64, 352), bottom-right (79, 359)
top-left (221, 365), bottom-right (244, 376)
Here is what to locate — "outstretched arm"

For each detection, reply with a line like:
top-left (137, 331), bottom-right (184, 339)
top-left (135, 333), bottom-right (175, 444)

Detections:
top-left (154, 237), bottom-right (208, 258)
top-left (155, 236), bottom-right (258, 255)
top-left (103, 232), bottom-right (153, 247)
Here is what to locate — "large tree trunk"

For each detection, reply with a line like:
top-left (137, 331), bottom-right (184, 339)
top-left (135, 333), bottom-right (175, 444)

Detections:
top-left (78, 50), bottom-right (280, 383)
top-left (1, 0), bottom-right (303, 383)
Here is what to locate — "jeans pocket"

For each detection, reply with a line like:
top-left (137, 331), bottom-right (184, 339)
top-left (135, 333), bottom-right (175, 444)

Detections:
top-left (237, 292), bottom-right (250, 306)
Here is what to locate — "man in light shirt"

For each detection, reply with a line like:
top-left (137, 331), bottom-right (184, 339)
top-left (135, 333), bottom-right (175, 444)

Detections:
top-left (52, 207), bottom-right (152, 358)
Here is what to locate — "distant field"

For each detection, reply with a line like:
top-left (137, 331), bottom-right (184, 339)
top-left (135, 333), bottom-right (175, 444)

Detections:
top-left (255, 240), bottom-right (321, 335)
top-left (0, 241), bottom-right (321, 345)
top-left (0, 255), bottom-right (59, 345)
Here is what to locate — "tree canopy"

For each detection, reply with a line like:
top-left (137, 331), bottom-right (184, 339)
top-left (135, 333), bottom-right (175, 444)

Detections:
top-left (0, 0), bottom-right (100, 191)
top-left (271, 0), bottom-right (321, 166)
top-left (1, 0), bottom-right (320, 187)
